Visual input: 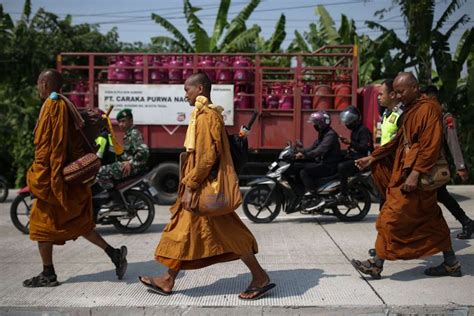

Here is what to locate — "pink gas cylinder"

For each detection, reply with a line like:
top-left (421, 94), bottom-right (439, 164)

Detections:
top-left (107, 57), bottom-right (117, 81)
top-left (234, 85), bottom-right (251, 109)
top-left (199, 56), bottom-right (216, 82)
top-left (182, 58), bottom-right (194, 80)
top-left (69, 82), bottom-right (85, 107)
top-left (216, 57), bottom-right (232, 83)
top-left (301, 84), bottom-right (313, 109)
top-left (334, 84), bottom-right (352, 110)
top-left (168, 56), bottom-right (183, 83)
top-left (150, 58), bottom-right (167, 83)
top-left (112, 56), bottom-right (133, 82)
top-left (279, 86), bottom-right (294, 109)
top-left (313, 84), bottom-right (334, 110)
top-left (134, 56), bottom-right (144, 83)
top-left (265, 84), bottom-right (281, 109)
top-left (233, 56), bottom-right (251, 82)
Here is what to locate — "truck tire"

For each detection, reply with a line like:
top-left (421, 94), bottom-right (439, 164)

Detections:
top-left (151, 162), bottom-right (180, 205)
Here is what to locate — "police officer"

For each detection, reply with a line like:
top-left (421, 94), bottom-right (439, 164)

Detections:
top-left (337, 105), bottom-right (373, 199)
top-left (96, 108), bottom-right (150, 192)
top-left (422, 85), bottom-right (473, 239)
top-left (378, 79), bottom-right (403, 146)
top-left (96, 130), bottom-right (117, 165)
top-left (296, 111), bottom-right (342, 194)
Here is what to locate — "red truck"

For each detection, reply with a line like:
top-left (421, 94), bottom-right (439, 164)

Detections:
top-left (57, 45), bottom-right (380, 204)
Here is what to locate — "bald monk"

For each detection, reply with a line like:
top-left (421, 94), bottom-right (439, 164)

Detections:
top-left (138, 73), bottom-right (275, 300)
top-left (351, 72), bottom-right (461, 279)
top-left (24, 69), bottom-right (127, 287)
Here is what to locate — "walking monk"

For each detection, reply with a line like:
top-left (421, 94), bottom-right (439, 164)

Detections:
top-left (23, 69), bottom-right (127, 287)
top-left (351, 72), bottom-right (462, 279)
top-left (139, 73), bottom-right (275, 300)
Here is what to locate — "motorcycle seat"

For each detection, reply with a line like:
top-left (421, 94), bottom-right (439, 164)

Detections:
top-left (114, 171), bottom-right (147, 190)
top-left (315, 174), bottom-right (339, 186)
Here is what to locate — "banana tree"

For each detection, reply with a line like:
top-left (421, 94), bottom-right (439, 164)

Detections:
top-left (151, 0), bottom-right (262, 53)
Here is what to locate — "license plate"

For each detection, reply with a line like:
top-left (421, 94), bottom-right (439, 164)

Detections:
top-left (148, 186), bottom-right (159, 196)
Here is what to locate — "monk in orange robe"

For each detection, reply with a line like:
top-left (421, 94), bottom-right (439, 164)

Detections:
top-left (139, 73), bottom-right (275, 300)
top-left (23, 69), bottom-right (127, 287)
top-left (351, 72), bottom-right (461, 279)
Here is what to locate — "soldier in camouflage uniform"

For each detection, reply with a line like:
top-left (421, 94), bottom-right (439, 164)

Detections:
top-left (96, 108), bottom-right (149, 190)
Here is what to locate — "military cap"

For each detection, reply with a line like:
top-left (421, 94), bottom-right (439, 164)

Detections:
top-left (116, 108), bottom-right (133, 120)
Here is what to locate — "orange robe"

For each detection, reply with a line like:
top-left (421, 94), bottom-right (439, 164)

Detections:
top-left (27, 97), bottom-right (95, 244)
top-left (155, 106), bottom-right (258, 270)
top-left (371, 96), bottom-right (451, 260)
top-left (371, 155), bottom-right (394, 200)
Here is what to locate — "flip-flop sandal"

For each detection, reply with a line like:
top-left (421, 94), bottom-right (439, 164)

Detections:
top-left (238, 283), bottom-right (276, 300)
top-left (351, 258), bottom-right (383, 280)
top-left (138, 276), bottom-right (172, 296)
top-left (23, 273), bottom-right (60, 288)
top-left (424, 261), bottom-right (462, 277)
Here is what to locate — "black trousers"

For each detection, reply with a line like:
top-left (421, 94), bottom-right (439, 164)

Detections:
top-left (437, 185), bottom-right (470, 225)
top-left (338, 160), bottom-right (359, 194)
top-left (300, 162), bottom-right (337, 192)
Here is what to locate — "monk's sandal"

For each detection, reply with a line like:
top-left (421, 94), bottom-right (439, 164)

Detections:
top-left (23, 272), bottom-right (60, 288)
top-left (351, 258), bottom-right (383, 280)
top-left (424, 261), bottom-right (462, 277)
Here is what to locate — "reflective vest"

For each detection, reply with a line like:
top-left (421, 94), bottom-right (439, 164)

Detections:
top-left (380, 106), bottom-right (403, 145)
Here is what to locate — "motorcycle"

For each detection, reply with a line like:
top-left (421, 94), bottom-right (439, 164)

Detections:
top-left (0, 175), bottom-right (8, 203)
top-left (242, 143), bottom-right (373, 223)
top-left (10, 172), bottom-right (157, 234)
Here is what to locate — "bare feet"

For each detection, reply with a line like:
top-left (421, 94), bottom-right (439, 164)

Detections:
top-left (139, 275), bottom-right (174, 294)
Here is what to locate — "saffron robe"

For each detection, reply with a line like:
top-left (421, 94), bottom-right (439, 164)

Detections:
top-left (155, 106), bottom-right (258, 270)
top-left (371, 96), bottom-right (452, 260)
top-left (27, 97), bottom-right (94, 244)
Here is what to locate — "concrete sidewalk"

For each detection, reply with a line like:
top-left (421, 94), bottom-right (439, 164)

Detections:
top-left (0, 186), bottom-right (473, 315)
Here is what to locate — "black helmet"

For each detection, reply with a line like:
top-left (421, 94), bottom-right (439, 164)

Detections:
top-left (340, 105), bottom-right (360, 129)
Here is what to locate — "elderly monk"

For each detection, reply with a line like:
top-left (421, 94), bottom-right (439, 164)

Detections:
top-left (350, 72), bottom-right (461, 279)
top-left (139, 73), bottom-right (275, 300)
top-left (24, 69), bottom-right (128, 287)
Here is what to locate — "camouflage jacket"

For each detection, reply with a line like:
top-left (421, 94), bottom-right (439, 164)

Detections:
top-left (120, 126), bottom-right (149, 170)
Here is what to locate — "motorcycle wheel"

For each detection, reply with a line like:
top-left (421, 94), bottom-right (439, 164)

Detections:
top-left (0, 179), bottom-right (8, 202)
top-left (332, 185), bottom-right (371, 222)
top-left (243, 185), bottom-right (281, 223)
top-left (10, 192), bottom-right (33, 234)
top-left (112, 189), bottom-right (155, 233)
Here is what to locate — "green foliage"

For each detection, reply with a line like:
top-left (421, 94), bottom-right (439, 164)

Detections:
top-left (0, 1), bottom-right (122, 186)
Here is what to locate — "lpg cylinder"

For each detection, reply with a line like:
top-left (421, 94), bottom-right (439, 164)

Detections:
top-left (182, 58), bottom-right (194, 80)
top-left (279, 86), bottom-right (293, 109)
top-left (216, 57), bottom-right (232, 83)
top-left (233, 56), bottom-right (251, 82)
top-left (168, 56), bottom-right (183, 83)
top-left (234, 85), bottom-right (251, 109)
top-left (150, 58), bottom-right (167, 83)
top-left (199, 56), bottom-right (216, 82)
top-left (301, 84), bottom-right (313, 109)
top-left (334, 84), bottom-right (352, 110)
top-left (107, 57), bottom-right (117, 82)
top-left (313, 84), bottom-right (334, 110)
top-left (114, 56), bottom-right (133, 82)
top-left (134, 56), bottom-right (144, 83)
top-left (265, 84), bottom-right (281, 109)
top-left (69, 82), bottom-right (85, 107)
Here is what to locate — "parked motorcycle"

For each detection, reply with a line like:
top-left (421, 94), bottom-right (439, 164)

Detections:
top-left (242, 143), bottom-right (373, 223)
top-left (10, 172), bottom-right (157, 234)
top-left (0, 175), bottom-right (8, 203)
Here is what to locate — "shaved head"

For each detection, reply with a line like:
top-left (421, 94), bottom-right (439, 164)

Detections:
top-left (394, 72), bottom-right (418, 87)
top-left (393, 72), bottom-right (420, 107)
top-left (185, 72), bottom-right (212, 95)
top-left (37, 69), bottom-right (63, 99)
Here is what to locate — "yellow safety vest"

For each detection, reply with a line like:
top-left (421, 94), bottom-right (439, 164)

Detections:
top-left (380, 107), bottom-right (403, 145)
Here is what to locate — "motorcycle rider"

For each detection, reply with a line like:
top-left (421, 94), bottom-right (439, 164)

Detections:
top-left (295, 111), bottom-right (342, 195)
top-left (337, 105), bottom-right (373, 200)
top-left (96, 108), bottom-right (149, 205)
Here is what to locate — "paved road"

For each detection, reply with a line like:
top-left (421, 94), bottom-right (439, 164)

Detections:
top-left (0, 186), bottom-right (473, 315)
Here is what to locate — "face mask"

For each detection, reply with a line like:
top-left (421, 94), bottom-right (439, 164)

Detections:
top-left (313, 124), bottom-right (320, 132)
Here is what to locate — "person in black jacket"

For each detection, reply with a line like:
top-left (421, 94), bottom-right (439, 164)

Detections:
top-left (337, 105), bottom-right (374, 199)
top-left (296, 111), bottom-right (342, 194)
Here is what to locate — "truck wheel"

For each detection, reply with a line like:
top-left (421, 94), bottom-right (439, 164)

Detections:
top-left (151, 162), bottom-right (179, 205)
